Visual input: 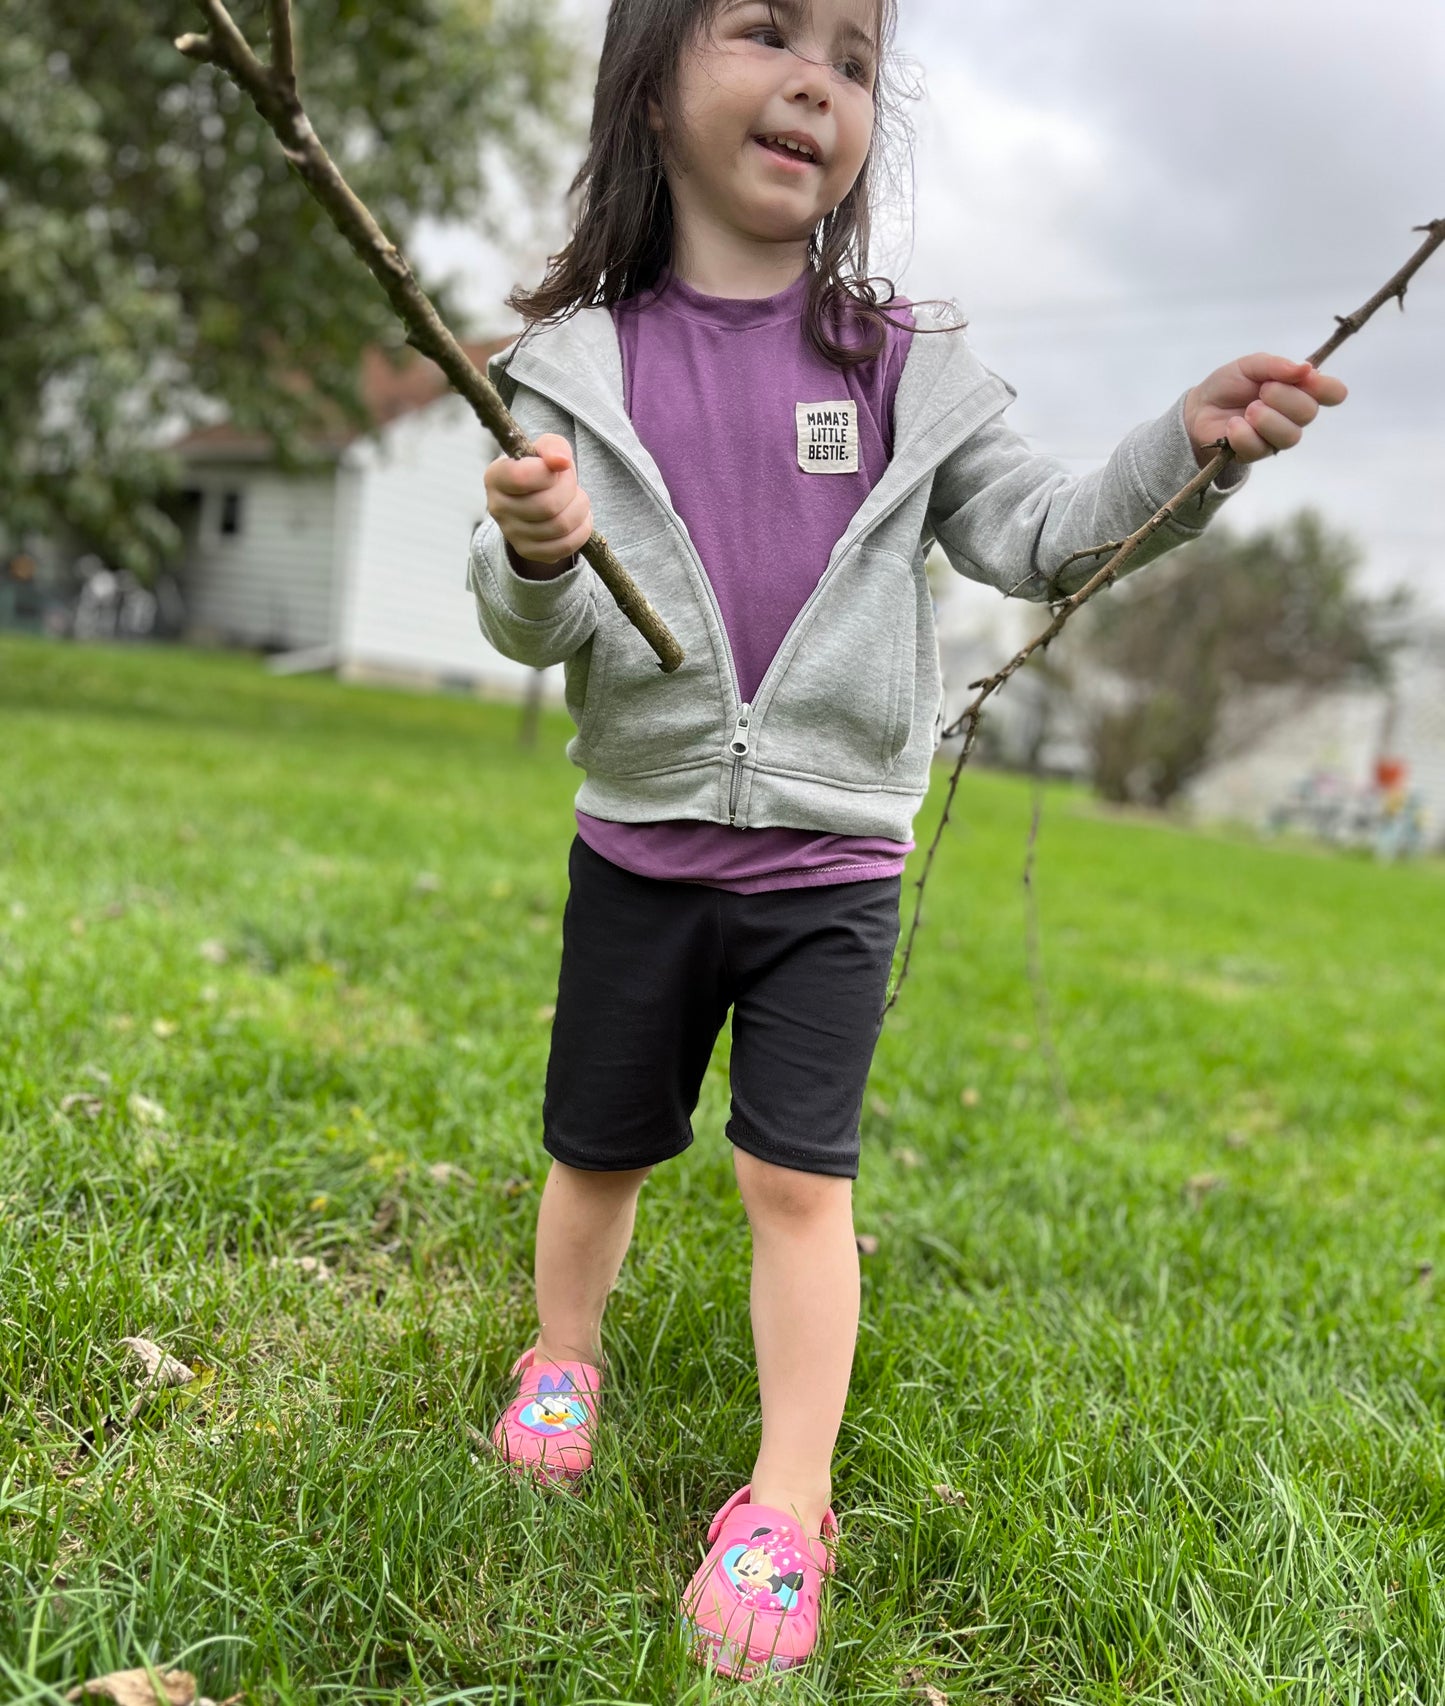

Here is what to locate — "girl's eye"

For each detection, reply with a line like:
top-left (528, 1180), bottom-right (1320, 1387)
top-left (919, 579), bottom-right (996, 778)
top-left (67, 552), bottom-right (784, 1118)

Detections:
top-left (742, 23), bottom-right (872, 85)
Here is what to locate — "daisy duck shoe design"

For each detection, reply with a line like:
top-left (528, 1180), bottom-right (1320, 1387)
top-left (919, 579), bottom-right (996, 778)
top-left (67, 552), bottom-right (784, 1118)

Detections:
top-left (681, 1484), bottom-right (838, 1680)
top-left (490, 1346), bottom-right (601, 1486)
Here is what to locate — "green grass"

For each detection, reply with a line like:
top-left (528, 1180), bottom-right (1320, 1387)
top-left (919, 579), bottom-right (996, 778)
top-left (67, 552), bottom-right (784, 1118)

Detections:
top-left (1, 634), bottom-right (1443, 1705)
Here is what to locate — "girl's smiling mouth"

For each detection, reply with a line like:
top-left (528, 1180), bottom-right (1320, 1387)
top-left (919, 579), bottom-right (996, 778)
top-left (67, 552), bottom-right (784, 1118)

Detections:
top-left (753, 133), bottom-right (822, 169)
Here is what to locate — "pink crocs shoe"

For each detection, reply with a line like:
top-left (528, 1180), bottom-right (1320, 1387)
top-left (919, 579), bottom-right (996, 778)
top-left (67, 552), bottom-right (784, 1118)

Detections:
top-left (490, 1346), bottom-right (601, 1486)
top-left (681, 1484), bottom-right (838, 1680)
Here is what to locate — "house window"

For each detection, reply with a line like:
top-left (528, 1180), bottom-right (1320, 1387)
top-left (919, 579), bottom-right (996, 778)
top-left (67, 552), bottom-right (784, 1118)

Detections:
top-left (220, 490), bottom-right (243, 536)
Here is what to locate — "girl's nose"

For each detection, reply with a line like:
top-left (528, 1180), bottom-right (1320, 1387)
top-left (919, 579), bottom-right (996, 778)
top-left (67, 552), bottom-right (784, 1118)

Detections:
top-left (783, 55), bottom-right (832, 110)
top-left (789, 85), bottom-right (830, 113)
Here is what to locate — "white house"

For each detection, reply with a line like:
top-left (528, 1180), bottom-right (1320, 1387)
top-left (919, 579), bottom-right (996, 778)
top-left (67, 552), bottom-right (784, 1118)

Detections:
top-left (165, 338), bottom-right (557, 698)
top-left (933, 572), bottom-right (1445, 852)
top-left (1182, 618), bottom-right (1445, 853)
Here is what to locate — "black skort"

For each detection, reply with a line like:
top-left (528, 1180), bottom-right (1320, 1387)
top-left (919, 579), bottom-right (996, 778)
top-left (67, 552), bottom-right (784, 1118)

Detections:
top-left (542, 835), bottom-right (902, 1179)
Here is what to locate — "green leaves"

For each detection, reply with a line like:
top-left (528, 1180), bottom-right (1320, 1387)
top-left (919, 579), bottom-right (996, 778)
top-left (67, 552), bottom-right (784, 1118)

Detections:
top-left (1081, 507), bottom-right (1401, 806)
top-left (1, 0), bottom-right (583, 576)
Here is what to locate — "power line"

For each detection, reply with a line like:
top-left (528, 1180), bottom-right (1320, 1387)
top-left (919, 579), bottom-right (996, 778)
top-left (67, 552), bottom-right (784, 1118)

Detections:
top-left (945, 276), bottom-right (1445, 324)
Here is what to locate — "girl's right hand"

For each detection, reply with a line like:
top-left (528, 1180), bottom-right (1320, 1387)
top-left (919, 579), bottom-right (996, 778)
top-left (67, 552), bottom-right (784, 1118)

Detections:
top-left (484, 432), bottom-right (595, 571)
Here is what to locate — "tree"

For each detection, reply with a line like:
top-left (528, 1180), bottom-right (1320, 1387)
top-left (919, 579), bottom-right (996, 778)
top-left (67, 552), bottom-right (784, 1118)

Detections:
top-left (1078, 507), bottom-right (1401, 807)
top-left (0, 0), bottom-right (579, 576)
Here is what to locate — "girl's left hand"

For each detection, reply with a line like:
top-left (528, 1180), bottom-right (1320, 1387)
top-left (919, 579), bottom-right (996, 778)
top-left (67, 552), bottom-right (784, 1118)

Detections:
top-left (1184, 353), bottom-right (1348, 468)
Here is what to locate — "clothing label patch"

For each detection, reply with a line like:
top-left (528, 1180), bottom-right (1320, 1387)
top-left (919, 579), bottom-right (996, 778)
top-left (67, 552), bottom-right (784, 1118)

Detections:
top-left (796, 400), bottom-right (859, 475)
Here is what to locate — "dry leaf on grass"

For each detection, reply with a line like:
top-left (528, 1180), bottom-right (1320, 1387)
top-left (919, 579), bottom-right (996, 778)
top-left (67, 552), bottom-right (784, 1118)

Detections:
top-left (119, 1339), bottom-right (196, 1388)
top-left (1185, 1172), bottom-right (1225, 1207)
top-left (60, 1093), bottom-right (105, 1119)
top-left (932, 1483), bottom-right (969, 1507)
top-left (960, 1087), bottom-right (980, 1109)
top-left (58, 1343), bottom-right (209, 1476)
top-left (891, 1146), bottom-right (921, 1170)
top-left (902, 1667), bottom-right (949, 1705)
top-left (413, 871), bottom-right (442, 893)
top-left (67, 1668), bottom-right (197, 1705)
top-left (65, 1667), bottom-right (241, 1706)
top-left (855, 1233), bottom-right (880, 1257)
top-left (426, 1162), bottom-right (475, 1188)
top-left (269, 1255), bottom-right (333, 1283)
top-left (198, 938), bottom-right (229, 965)
top-left (129, 1094), bottom-right (169, 1126)
top-left (151, 1019), bottom-right (178, 1040)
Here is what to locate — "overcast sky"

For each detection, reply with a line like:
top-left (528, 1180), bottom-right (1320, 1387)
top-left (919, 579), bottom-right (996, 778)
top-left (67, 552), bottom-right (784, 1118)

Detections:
top-left (414, 0), bottom-right (1445, 612)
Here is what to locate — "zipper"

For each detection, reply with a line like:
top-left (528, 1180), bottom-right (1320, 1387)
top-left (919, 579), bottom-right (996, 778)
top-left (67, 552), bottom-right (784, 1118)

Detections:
top-left (740, 380), bottom-right (1014, 729)
top-left (498, 356), bottom-right (757, 820)
top-left (502, 350), bottom-right (1011, 819)
top-left (727, 702), bottom-right (752, 824)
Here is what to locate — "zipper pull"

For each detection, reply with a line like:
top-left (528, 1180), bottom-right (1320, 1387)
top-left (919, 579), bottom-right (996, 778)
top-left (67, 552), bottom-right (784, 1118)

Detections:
top-left (729, 703), bottom-right (752, 757)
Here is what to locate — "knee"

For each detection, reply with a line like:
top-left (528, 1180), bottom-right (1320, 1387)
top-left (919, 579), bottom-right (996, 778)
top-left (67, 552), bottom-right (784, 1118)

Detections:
top-left (547, 1158), bottom-right (653, 1201)
top-left (734, 1147), bottom-right (851, 1224)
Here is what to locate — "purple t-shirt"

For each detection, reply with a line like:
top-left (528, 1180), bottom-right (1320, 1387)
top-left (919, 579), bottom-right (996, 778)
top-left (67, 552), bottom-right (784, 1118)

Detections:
top-left (577, 267), bottom-right (916, 893)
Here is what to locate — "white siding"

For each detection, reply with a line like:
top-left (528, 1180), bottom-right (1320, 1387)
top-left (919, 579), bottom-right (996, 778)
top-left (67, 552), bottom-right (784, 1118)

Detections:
top-left (1389, 640), bottom-right (1445, 846)
top-left (182, 466), bottom-right (339, 648)
top-left (1185, 631), bottom-right (1445, 851)
top-left (337, 394), bottom-right (560, 698)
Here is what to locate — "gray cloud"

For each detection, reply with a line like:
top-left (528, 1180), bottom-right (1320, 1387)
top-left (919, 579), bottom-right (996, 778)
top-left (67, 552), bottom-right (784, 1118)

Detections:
top-left (891, 0), bottom-right (1445, 603)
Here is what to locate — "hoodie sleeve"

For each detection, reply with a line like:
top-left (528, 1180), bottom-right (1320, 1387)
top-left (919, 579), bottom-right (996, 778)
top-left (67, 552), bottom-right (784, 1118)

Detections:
top-left (926, 380), bottom-right (1250, 603)
top-left (465, 375), bottom-right (601, 669)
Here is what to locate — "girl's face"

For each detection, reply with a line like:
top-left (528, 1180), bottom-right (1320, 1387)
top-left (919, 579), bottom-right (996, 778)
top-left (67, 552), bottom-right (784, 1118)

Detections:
top-left (661, 0), bottom-right (879, 261)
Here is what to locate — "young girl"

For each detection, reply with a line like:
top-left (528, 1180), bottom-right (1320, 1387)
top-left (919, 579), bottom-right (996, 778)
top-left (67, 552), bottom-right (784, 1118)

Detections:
top-left (467, 0), bottom-right (1346, 1679)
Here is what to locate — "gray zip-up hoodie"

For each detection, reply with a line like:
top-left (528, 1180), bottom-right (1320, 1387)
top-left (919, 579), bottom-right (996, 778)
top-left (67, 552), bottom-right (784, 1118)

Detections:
top-left (467, 299), bottom-right (1248, 842)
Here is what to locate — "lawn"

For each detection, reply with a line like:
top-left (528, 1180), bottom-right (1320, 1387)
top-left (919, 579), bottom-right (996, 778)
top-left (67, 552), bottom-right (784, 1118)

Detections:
top-left (1, 634), bottom-right (1442, 1706)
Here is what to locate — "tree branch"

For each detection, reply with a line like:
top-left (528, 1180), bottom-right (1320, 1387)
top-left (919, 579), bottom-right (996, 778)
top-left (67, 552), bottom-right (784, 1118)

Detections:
top-left (175, 0), bottom-right (685, 674)
top-left (885, 216), bottom-right (1445, 1014)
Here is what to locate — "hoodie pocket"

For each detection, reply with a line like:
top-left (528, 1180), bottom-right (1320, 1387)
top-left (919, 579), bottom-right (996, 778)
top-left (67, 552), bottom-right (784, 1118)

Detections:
top-left (757, 547), bottom-right (917, 787)
top-left (562, 634), bottom-right (600, 748)
top-left (570, 564), bottom-right (725, 777)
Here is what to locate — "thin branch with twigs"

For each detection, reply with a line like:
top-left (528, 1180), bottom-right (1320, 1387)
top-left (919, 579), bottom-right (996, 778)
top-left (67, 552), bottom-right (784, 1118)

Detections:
top-left (885, 216), bottom-right (1445, 1014)
top-left (174, 0), bottom-right (685, 674)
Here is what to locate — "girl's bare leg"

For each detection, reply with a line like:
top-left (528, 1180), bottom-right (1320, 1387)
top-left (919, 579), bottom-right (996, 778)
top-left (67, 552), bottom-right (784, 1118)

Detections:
top-left (733, 1147), bottom-right (859, 1540)
top-left (532, 1158), bottom-right (652, 1366)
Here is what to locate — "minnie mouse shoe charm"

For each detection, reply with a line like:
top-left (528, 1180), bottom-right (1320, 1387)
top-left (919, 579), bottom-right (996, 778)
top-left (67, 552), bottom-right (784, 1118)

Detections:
top-left (681, 1484), bottom-right (837, 1680)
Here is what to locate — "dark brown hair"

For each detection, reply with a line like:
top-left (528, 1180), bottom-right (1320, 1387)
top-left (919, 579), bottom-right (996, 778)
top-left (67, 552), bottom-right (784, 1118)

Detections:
top-left (507, 0), bottom-right (953, 367)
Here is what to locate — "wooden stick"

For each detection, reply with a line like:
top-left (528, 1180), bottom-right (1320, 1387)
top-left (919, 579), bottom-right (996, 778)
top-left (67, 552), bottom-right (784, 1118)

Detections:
top-left (885, 216), bottom-right (1445, 1014)
top-left (175, 0), bottom-right (685, 674)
